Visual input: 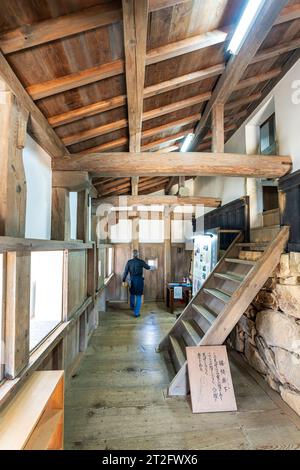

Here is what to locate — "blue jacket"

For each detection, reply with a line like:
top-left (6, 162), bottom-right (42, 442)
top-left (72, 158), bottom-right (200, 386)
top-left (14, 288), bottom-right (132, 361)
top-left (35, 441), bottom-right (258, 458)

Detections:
top-left (123, 258), bottom-right (151, 295)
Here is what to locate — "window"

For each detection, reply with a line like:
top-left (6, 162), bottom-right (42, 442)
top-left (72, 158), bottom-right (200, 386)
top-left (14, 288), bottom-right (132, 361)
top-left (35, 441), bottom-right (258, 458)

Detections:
top-left (260, 113), bottom-right (276, 155)
top-left (147, 258), bottom-right (158, 269)
top-left (0, 254), bottom-right (4, 380)
top-left (69, 192), bottom-right (78, 240)
top-left (106, 247), bottom-right (114, 278)
top-left (30, 251), bottom-right (64, 351)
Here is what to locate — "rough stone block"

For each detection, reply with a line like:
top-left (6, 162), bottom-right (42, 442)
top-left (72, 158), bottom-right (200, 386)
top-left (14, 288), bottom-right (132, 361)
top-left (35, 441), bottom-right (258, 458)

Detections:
top-left (244, 341), bottom-right (267, 375)
top-left (256, 309), bottom-right (300, 353)
top-left (280, 386), bottom-right (300, 416)
top-left (273, 347), bottom-right (300, 391)
top-left (276, 284), bottom-right (300, 319)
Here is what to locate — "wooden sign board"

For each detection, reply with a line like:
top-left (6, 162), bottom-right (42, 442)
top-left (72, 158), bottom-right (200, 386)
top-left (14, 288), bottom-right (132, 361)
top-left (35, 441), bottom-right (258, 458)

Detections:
top-left (186, 345), bottom-right (237, 413)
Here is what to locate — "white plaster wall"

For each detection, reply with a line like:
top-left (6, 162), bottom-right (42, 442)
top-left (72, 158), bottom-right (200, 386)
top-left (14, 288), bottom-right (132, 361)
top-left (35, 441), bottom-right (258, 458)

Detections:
top-left (193, 58), bottom-right (300, 208)
top-left (69, 192), bottom-right (78, 240)
top-left (23, 135), bottom-right (52, 239)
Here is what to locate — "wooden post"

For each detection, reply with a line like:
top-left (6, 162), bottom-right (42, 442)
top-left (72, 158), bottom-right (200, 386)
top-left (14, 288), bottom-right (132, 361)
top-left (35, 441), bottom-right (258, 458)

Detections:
top-left (0, 80), bottom-right (28, 237)
top-left (51, 187), bottom-right (70, 240)
top-left (164, 208), bottom-right (172, 287)
top-left (212, 103), bottom-right (224, 153)
top-left (5, 251), bottom-right (30, 378)
top-left (77, 188), bottom-right (90, 242)
top-left (132, 216), bottom-right (139, 252)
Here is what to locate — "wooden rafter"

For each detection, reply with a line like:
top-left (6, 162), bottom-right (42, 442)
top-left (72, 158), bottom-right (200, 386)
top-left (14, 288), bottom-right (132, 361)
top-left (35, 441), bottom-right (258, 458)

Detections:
top-left (0, 52), bottom-right (66, 158)
top-left (52, 152), bottom-right (292, 178)
top-left (62, 95), bottom-right (207, 146)
top-left (192, 0), bottom-right (289, 146)
top-left (26, 30), bottom-right (228, 100)
top-left (95, 195), bottom-right (221, 207)
top-left (141, 130), bottom-right (192, 151)
top-left (0, 0), bottom-right (296, 55)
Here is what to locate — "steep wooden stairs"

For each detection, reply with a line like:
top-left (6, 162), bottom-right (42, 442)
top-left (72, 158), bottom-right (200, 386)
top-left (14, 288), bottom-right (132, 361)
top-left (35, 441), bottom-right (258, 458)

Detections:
top-left (158, 225), bottom-right (289, 396)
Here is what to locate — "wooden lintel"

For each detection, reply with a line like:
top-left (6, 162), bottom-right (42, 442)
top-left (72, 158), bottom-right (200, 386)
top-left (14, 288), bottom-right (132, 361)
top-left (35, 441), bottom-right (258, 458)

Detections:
top-left (93, 195), bottom-right (221, 208)
top-left (52, 152), bottom-right (292, 179)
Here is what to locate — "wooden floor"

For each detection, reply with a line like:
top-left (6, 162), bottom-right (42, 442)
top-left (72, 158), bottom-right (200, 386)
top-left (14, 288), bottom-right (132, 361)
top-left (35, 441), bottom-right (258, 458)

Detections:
top-left (64, 302), bottom-right (300, 450)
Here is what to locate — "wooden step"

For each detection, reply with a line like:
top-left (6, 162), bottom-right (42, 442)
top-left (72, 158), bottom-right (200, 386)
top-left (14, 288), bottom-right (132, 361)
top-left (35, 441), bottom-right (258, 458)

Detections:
top-left (192, 303), bottom-right (217, 327)
top-left (203, 288), bottom-right (231, 303)
top-left (239, 250), bottom-right (263, 262)
top-left (236, 242), bottom-right (268, 250)
top-left (169, 335), bottom-right (186, 372)
top-left (250, 225), bottom-right (280, 243)
top-left (225, 257), bottom-right (256, 266)
top-left (263, 208), bottom-right (280, 227)
top-left (181, 319), bottom-right (203, 346)
top-left (214, 272), bottom-right (244, 283)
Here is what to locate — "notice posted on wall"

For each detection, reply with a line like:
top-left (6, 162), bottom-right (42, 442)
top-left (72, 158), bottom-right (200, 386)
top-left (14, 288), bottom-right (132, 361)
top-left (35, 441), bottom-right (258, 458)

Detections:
top-left (186, 345), bottom-right (237, 413)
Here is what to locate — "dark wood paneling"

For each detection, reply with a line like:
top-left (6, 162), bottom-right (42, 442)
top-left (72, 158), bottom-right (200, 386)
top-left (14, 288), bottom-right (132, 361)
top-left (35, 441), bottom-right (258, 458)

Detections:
top-left (139, 243), bottom-right (165, 301)
top-left (279, 170), bottom-right (300, 252)
top-left (195, 196), bottom-right (250, 250)
top-left (171, 243), bottom-right (192, 282)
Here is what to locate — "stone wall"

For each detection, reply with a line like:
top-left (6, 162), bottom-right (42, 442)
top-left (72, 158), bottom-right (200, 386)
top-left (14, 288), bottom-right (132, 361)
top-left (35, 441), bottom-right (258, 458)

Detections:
top-left (229, 252), bottom-right (300, 416)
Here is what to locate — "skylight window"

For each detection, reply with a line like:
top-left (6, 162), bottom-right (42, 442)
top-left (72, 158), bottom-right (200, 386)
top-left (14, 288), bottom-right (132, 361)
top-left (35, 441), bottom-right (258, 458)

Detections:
top-left (227, 0), bottom-right (265, 55)
top-left (181, 133), bottom-right (195, 152)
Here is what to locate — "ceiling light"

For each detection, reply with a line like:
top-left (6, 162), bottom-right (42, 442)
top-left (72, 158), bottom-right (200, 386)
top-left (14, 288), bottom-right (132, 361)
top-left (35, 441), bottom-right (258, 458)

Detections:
top-left (181, 133), bottom-right (194, 152)
top-left (227, 0), bottom-right (265, 55)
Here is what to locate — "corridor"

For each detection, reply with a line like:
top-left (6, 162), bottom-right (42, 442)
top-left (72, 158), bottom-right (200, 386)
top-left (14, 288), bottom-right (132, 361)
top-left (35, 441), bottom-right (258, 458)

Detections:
top-left (64, 304), bottom-right (300, 450)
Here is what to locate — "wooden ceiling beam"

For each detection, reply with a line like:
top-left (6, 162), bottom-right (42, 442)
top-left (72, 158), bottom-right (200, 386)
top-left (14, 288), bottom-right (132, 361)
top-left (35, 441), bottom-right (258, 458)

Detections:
top-left (49, 65), bottom-right (221, 128)
top-left (160, 145), bottom-right (180, 153)
top-left (76, 114), bottom-right (200, 154)
top-left (192, 0), bottom-right (289, 145)
top-left (234, 68), bottom-right (282, 91)
top-left (95, 195), bottom-right (221, 207)
top-left (49, 95), bottom-right (126, 128)
top-left (26, 29), bottom-right (228, 100)
top-left (275, 3), bottom-right (300, 25)
top-left (143, 92), bottom-right (210, 122)
top-left (251, 36), bottom-right (300, 64)
top-left (63, 96), bottom-right (206, 146)
top-left (0, 51), bottom-right (66, 158)
top-left (53, 152), bottom-right (292, 178)
top-left (122, 0), bottom-right (148, 196)
top-left (141, 130), bottom-right (192, 151)
top-left (225, 93), bottom-right (262, 111)
top-left (0, 1), bottom-right (191, 54)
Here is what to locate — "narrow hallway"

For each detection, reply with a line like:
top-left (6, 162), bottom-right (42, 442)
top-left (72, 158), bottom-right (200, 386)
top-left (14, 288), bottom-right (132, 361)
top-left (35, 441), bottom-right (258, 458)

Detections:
top-left (64, 304), bottom-right (300, 450)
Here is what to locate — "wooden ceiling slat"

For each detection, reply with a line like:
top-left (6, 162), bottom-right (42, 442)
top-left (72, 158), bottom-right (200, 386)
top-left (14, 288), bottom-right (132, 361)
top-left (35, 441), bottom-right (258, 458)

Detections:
top-left (79, 137), bottom-right (128, 154)
top-left (25, 29), bottom-right (228, 100)
top-left (192, 0), bottom-right (289, 145)
top-left (159, 145), bottom-right (180, 153)
top-left (62, 95), bottom-right (206, 146)
top-left (0, 0), bottom-right (295, 56)
top-left (251, 36), bottom-right (300, 65)
top-left (0, 2), bottom-right (123, 54)
top-left (141, 129), bottom-right (191, 151)
top-left (234, 68), bottom-right (282, 91)
top-left (49, 95), bottom-right (126, 127)
top-left (48, 65), bottom-right (222, 129)
top-left (0, 51), bottom-right (66, 158)
top-left (225, 93), bottom-right (262, 111)
top-left (143, 92), bottom-right (211, 122)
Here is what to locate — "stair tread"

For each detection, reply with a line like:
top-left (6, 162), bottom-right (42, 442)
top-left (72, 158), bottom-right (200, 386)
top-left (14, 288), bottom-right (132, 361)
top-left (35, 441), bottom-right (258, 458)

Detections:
top-left (225, 257), bottom-right (256, 266)
top-left (182, 319), bottom-right (203, 345)
top-left (251, 224), bottom-right (280, 231)
top-left (214, 272), bottom-right (244, 283)
top-left (203, 287), bottom-right (231, 302)
top-left (169, 335), bottom-right (186, 368)
top-left (237, 242), bottom-right (268, 247)
top-left (192, 303), bottom-right (217, 325)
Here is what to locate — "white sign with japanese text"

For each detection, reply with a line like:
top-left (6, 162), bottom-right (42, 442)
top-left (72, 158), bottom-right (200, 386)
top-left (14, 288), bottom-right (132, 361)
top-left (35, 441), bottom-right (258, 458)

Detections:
top-left (186, 345), bottom-right (237, 413)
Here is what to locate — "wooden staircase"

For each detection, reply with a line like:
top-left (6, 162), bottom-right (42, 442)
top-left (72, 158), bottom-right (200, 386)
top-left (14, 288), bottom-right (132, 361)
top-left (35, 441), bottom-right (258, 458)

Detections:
top-left (158, 226), bottom-right (289, 396)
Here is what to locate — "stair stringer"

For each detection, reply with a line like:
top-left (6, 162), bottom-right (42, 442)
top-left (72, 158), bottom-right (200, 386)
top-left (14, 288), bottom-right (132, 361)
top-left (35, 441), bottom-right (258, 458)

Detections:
top-left (167, 226), bottom-right (289, 396)
top-left (158, 232), bottom-right (244, 353)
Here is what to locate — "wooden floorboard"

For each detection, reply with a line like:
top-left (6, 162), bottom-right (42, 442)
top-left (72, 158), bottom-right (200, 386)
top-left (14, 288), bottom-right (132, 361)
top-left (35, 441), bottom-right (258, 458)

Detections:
top-left (64, 303), bottom-right (300, 450)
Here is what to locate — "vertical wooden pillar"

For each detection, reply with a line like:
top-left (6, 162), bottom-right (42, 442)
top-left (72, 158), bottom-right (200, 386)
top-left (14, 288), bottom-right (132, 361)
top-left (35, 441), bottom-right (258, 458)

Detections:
top-left (132, 216), bottom-right (139, 252)
top-left (51, 187), bottom-right (70, 240)
top-left (5, 251), bottom-right (30, 378)
top-left (0, 80), bottom-right (28, 237)
top-left (77, 189), bottom-right (90, 242)
top-left (164, 208), bottom-right (172, 286)
top-left (212, 103), bottom-right (224, 153)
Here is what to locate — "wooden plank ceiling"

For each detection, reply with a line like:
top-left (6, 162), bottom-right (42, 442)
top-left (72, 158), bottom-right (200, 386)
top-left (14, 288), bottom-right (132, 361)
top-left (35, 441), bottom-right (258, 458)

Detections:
top-left (0, 0), bottom-right (299, 196)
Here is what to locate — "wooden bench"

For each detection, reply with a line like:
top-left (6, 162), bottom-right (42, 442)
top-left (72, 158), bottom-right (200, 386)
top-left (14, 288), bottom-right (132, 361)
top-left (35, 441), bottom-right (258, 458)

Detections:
top-left (0, 370), bottom-right (64, 450)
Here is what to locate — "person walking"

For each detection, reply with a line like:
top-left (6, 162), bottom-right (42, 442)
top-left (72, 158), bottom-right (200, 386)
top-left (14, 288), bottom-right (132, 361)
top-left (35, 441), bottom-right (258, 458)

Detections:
top-left (122, 249), bottom-right (154, 317)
